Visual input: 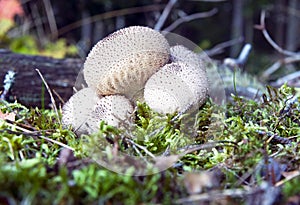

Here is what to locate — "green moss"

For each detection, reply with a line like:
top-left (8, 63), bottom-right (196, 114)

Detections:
top-left (282, 176), bottom-right (300, 199)
top-left (0, 84), bottom-right (299, 204)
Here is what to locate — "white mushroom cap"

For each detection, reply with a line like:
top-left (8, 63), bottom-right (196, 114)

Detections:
top-left (90, 95), bottom-right (134, 129)
top-left (144, 62), bottom-right (208, 114)
top-left (62, 89), bottom-right (133, 134)
top-left (83, 26), bottom-right (170, 101)
top-left (170, 45), bottom-right (204, 70)
top-left (62, 87), bottom-right (101, 135)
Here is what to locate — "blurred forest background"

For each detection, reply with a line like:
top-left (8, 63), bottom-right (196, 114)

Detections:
top-left (0, 0), bottom-right (299, 95)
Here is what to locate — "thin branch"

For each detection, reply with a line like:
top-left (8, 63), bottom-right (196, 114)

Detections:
top-left (275, 169), bottom-right (300, 187)
top-left (279, 71), bottom-right (300, 83)
top-left (125, 138), bottom-right (156, 159)
top-left (204, 37), bottom-right (243, 56)
top-left (271, 70), bottom-right (300, 87)
top-left (154, 0), bottom-right (178, 31)
top-left (38, 135), bottom-right (75, 151)
top-left (256, 130), bottom-right (292, 145)
top-left (223, 43), bottom-right (252, 68)
top-left (31, 3), bottom-right (46, 41)
top-left (58, 4), bottom-right (164, 36)
top-left (256, 10), bottom-right (300, 79)
top-left (163, 8), bottom-right (218, 32)
top-left (42, 0), bottom-right (58, 39)
top-left (176, 187), bottom-right (262, 204)
top-left (2, 120), bottom-right (75, 151)
top-left (262, 55), bottom-right (300, 79)
top-left (52, 89), bottom-right (65, 104)
top-left (256, 10), bottom-right (299, 57)
top-left (35, 69), bottom-right (61, 124)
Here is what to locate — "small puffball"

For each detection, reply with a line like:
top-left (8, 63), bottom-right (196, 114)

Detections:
top-left (90, 95), bottom-right (134, 130)
top-left (62, 87), bottom-right (101, 135)
top-left (144, 62), bottom-right (208, 114)
top-left (62, 90), bottom-right (133, 134)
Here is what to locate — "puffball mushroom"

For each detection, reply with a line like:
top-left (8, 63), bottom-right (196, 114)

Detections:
top-left (62, 87), bottom-right (100, 135)
top-left (62, 88), bottom-right (133, 134)
top-left (144, 48), bottom-right (208, 114)
top-left (144, 62), bottom-right (193, 114)
top-left (91, 95), bottom-right (134, 129)
top-left (170, 45), bottom-right (204, 69)
top-left (83, 26), bottom-right (170, 101)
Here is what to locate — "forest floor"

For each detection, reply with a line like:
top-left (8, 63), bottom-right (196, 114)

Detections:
top-left (0, 84), bottom-right (299, 205)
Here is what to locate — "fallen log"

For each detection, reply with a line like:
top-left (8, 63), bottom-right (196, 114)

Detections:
top-left (0, 50), bottom-right (266, 109)
top-left (0, 50), bottom-right (83, 108)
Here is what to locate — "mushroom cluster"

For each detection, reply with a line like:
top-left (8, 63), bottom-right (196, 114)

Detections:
top-left (62, 26), bottom-right (208, 135)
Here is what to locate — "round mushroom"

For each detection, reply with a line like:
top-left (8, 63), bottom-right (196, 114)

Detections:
top-left (144, 61), bottom-right (208, 114)
top-left (83, 26), bottom-right (170, 101)
top-left (91, 95), bottom-right (134, 129)
top-left (62, 87), bottom-right (101, 135)
top-left (170, 45), bottom-right (204, 69)
top-left (62, 88), bottom-right (133, 134)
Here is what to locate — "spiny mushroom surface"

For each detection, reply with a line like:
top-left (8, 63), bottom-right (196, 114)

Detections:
top-left (170, 45), bottom-right (204, 69)
top-left (62, 88), bottom-right (133, 134)
top-left (91, 95), bottom-right (134, 129)
top-left (83, 26), bottom-right (170, 101)
top-left (144, 58), bottom-right (208, 114)
top-left (62, 87), bottom-right (100, 135)
top-left (144, 62), bottom-right (193, 114)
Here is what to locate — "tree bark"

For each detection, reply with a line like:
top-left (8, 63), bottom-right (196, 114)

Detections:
top-left (285, 0), bottom-right (299, 52)
top-left (230, 0), bottom-right (243, 58)
top-left (0, 50), bottom-right (83, 108)
top-left (274, 0), bottom-right (285, 49)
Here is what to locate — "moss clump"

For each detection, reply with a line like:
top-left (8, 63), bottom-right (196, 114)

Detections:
top-left (0, 84), bottom-right (299, 204)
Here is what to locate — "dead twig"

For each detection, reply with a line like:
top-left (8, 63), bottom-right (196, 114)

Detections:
top-left (163, 8), bottom-right (218, 32)
top-left (52, 89), bottom-right (65, 104)
top-left (1, 119), bottom-right (74, 151)
top-left (179, 141), bottom-right (237, 156)
top-left (42, 0), bottom-right (58, 39)
top-left (175, 187), bottom-right (263, 204)
top-left (255, 10), bottom-right (299, 57)
top-left (125, 138), bottom-right (156, 159)
top-left (262, 55), bottom-right (300, 79)
top-left (223, 43), bottom-right (252, 68)
top-left (154, 0), bottom-right (178, 31)
top-left (255, 10), bottom-right (300, 79)
top-left (256, 130), bottom-right (293, 145)
top-left (275, 169), bottom-right (300, 187)
top-left (204, 37), bottom-right (243, 56)
top-left (31, 3), bottom-right (46, 42)
top-left (270, 70), bottom-right (300, 87)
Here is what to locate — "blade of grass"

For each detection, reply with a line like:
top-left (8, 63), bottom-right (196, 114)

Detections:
top-left (35, 69), bottom-right (61, 124)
